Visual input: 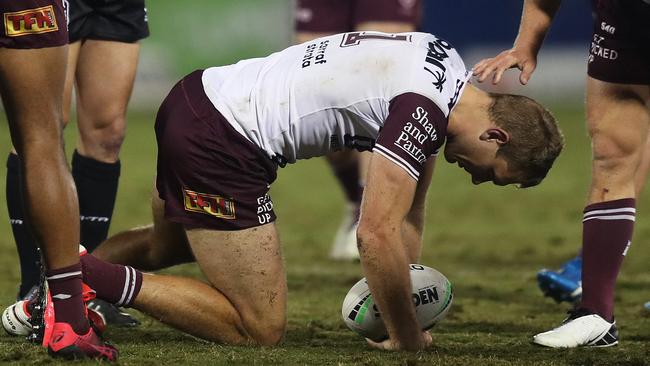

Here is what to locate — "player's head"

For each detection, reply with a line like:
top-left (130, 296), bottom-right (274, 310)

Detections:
top-left (444, 92), bottom-right (564, 188)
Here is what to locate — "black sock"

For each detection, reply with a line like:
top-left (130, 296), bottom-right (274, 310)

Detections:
top-left (72, 151), bottom-right (121, 253)
top-left (6, 153), bottom-right (41, 298)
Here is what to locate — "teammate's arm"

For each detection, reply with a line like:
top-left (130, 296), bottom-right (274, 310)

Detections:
top-left (473, 0), bottom-right (562, 85)
top-left (401, 158), bottom-right (435, 263)
top-left (357, 154), bottom-right (431, 351)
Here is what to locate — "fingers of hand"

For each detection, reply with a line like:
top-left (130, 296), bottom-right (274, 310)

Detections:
top-left (422, 331), bottom-right (433, 347)
top-left (472, 58), bottom-right (492, 76)
top-left (520, 61), bottom-right (536, 85)
top-left (366, 338), bottom-right (399, 351)
top-left (475, 51), bottom-right (524, 84)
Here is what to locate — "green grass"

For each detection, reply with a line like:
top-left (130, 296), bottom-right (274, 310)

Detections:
top-left (1, 105), bottom-right (650, 365)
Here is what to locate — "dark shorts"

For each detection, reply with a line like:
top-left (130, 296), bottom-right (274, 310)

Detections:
top-left (588, 0), bottom-right (650, 84)
top-left (68, 0), bottom-right (149, 43)
top-left (295, 0), bottom-right (422, 33)
top-left (155, 70), bottom-right (278, 231)
top-left (0, 0), bottom-right (68, 49)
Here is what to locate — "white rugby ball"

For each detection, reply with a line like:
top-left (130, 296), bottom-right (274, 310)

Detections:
top-left (341, 264), bottom-right (453, 342)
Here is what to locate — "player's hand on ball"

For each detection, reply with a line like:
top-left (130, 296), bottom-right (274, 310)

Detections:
top-left (473, 48), bottom-right (537, 85)
top-left (366, 331), bottom-right (433, 351)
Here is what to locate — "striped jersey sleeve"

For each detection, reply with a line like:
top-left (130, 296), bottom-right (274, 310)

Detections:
top-left (374, 92), bottom-right (448, 181)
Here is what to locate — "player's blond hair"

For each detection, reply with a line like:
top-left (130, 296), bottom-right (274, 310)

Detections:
top-left (488, 93), bottom-right (564, 188)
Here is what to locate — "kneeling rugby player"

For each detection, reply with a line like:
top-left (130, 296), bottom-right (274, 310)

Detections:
top-left (16, 31), bottom-right (564, 351)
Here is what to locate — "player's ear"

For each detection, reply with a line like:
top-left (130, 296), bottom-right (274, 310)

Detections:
top-left (480, 128), bottom-right (509, 146)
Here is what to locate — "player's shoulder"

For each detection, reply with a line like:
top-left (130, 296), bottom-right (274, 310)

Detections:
top-left (397, 33), bottom-right (469, 116)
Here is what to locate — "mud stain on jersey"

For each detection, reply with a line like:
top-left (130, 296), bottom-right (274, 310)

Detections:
top-left (372, 57), bottom-right (396, 77)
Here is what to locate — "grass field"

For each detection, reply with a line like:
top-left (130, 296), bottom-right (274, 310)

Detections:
top-left (1, 104), bottom-right (650, 366)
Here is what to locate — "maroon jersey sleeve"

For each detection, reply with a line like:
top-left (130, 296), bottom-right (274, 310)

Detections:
top-left (374, 93), bottom-right (448, 181)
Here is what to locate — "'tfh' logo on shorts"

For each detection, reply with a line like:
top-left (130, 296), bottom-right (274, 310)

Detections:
top-left (183, 189), bottom-right (236, 219)
top-left (4, 6), bottom-right (59, 37)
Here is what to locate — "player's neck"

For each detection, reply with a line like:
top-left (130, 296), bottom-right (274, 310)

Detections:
top-left (447, 85), bottom-right (492, 136)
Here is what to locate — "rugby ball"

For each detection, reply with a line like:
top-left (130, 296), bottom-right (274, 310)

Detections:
top-left (341, 264), bottom-right (453, 342)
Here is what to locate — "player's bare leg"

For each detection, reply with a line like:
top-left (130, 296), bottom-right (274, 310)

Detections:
top-left (6, 42), bottom-right (82, 300)
top-left (0, 46), bottom-right (117, 360)
top-left (82, 196), bottom-right (287, 345)
top-left (132, 222), bottom-right (287, 345)
top-left (0, 45), bottom-right (81, 308)
top-left (67, 40), bottom-right (141, 326)
top-left (93, 189), bottom-right (195, 270)
top-left (534, 78), bottom-right (650, 348)
top-left (74, 40), bottom-right (139, 164)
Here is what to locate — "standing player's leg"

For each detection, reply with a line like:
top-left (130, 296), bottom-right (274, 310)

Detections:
top-left (0, 45), bottom-right (117, 360)
top-left (73, 40), bottom-right (139, 252)
top-left (537, 125), bottom-right (650, 307)
top-left (533, 78), bottom-right (650, 348)
top-left (6, 41), bottom-right (82, 301)
top-left (67, 0), bottom-right (148, 322)
top-left (72, 39), bottom-right (143, 327)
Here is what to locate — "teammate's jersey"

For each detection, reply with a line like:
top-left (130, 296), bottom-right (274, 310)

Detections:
top-left (202, 31), bottom-right (470, 181)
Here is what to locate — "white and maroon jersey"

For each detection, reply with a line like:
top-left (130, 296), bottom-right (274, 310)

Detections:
top-left (202, 31), bottom-right (470, 181)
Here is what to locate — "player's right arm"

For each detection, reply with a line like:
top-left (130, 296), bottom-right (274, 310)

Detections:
top-left (473, 0), bottom-right (562, 85)
top-left (356, 93), bottom-right (444, 351)
top-left (402, 158), bottom-right (435, 263)
top-left (357, 152), bottom-right (431, 351)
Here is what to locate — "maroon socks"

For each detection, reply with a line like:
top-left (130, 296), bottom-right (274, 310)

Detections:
top-left (580, 198), bottom-right (635, 321)
top-left (46, 263), bottom-right (90, 334)
top-left (80, 252), bottom-right (143, 307)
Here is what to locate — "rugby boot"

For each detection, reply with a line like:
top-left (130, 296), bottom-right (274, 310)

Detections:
top-left (27, 282), bottom-right (105, 345)
top-left (533, 308), bottom-right (618, 348)
top-left (87, 298), bottom-right (140, 327)
top-left (2, 300), bottom-right (32, 336)
top-left (329, 203), bottom-right (360, 261)
top-left (31, 285), bottom-right (116, 361)
top-left (47, 322), bottom-right (118, 361)
top-left (537, 255), bottom-right (582, 303)
top-left (4, 282), bottom-right (105, 337)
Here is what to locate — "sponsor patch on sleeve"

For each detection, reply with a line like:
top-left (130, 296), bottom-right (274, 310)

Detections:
top-left (4, 5), bottom-right (59, 37)
top-left (183, 189), bottom-right (236, 219)
top-left (374, 93), bottom-right (447, 180)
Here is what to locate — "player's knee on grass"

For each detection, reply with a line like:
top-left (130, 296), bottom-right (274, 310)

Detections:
top-left (241, 309), bottom-right (286, 346)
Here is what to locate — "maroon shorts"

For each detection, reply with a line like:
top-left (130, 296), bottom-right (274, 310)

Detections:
top-left (588, 0), bottom-right (650, 84)
top-left (155, 70), bottom-right (278, 231)
top-left (295, 0), bottom-right (422, 33)
top-left (0, 0), bottom-right (68, 49)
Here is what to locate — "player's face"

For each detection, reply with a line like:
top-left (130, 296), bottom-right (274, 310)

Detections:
top-left (443, 135), bottom-right (520, 186)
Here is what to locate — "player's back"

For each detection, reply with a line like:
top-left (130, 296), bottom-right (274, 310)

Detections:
top-left (202, 31), bottom-right (468, 164)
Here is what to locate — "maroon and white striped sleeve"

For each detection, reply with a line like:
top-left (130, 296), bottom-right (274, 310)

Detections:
top-left (374, 92), bottom-right (447, 181)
